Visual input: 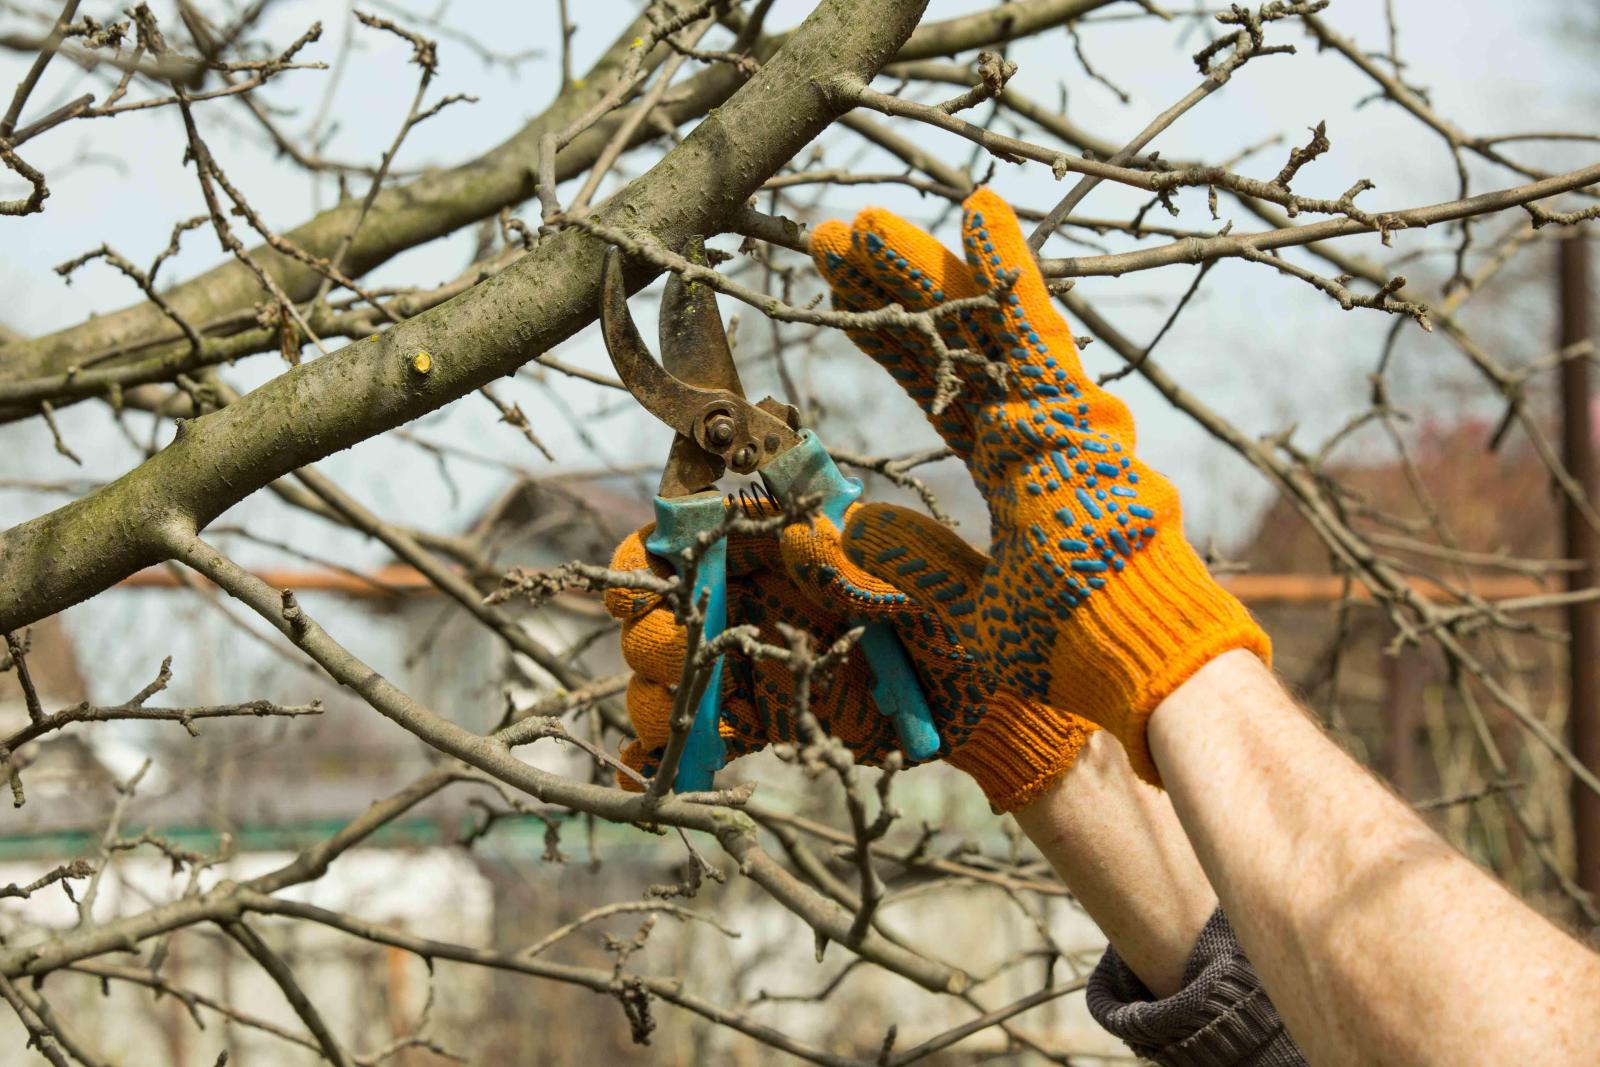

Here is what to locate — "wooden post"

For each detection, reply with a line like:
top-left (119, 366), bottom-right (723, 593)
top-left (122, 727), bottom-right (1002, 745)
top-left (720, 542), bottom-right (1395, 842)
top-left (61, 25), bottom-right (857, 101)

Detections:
top-left (1559, 231), bottom-right (1599, 900)
top-left (1384, 642), bottom-right (1421, 800)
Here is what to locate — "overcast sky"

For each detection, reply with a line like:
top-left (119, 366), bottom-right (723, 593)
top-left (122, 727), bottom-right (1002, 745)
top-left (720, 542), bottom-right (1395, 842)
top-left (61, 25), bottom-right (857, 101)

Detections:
top-left (1, 0), bottom-right (1593, 705)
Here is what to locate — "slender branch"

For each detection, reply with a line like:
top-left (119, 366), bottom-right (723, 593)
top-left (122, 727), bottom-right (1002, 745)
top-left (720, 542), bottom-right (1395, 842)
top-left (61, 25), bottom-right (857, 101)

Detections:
top-left (0, 973), bottom-right (69, 1067)
top-left (0, 697), bottom-right (322, 754)
top-left (223, 920), bottom-right (355, 1067)
top-left (0, 135), bottom-right (47, 215)
top-left (1038, 163), bottom-right (1600, 278)
top-left (0, 0), bottom-right (83, 140)
top-left (1027, 0), bottom-right (1318, 249)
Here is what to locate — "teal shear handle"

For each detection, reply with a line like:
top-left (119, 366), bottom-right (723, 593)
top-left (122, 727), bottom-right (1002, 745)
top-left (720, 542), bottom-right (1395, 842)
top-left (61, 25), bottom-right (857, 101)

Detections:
top-left (643, 435), bottom-right (943, 793)
top-left (644, 491), bottom-right (729, 793)
top-left (762, 431), bottom-right (942, 761)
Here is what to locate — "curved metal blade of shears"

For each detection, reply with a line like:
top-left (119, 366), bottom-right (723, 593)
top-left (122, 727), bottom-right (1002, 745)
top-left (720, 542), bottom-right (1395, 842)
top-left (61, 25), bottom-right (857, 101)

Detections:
top-left (600, 247), bottom-right (722, 443)
top-left (660, 237), bottom-right (745, 399)
top-left (599, 245), bottom-right (797, 495)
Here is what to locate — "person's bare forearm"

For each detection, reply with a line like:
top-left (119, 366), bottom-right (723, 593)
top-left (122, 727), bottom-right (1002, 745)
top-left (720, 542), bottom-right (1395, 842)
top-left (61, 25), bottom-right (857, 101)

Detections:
top-left (1148, 649), bottom-right (1600, 1066)
top-left (795, 190), bottom-right (1596, 1063)
top-left (1015, 731), bottom-right (1216, 997)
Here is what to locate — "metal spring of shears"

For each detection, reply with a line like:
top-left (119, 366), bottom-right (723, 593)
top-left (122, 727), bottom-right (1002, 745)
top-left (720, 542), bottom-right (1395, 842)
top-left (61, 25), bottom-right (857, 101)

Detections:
top-left (727, 482), bottom-right (780, 518)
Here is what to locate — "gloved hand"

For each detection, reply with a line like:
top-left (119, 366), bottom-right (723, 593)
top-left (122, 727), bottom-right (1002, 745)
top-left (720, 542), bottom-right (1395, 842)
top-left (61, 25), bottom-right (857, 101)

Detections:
top-left (807, 189), bottom-right (1270, 782)
top-left (605, 504), bottom-right (1094, 812)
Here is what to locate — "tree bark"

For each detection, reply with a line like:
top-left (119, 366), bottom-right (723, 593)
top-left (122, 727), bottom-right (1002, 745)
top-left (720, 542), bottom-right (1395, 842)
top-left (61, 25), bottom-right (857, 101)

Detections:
top-left (0, 0), bottom-right (934, 632)
top-left (0, 0), bottom-right (1114, 406)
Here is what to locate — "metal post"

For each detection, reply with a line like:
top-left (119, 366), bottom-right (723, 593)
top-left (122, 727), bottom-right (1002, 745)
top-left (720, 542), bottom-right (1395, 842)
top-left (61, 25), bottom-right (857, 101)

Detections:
top-left (1559, 230), bottom-right (1600, 900)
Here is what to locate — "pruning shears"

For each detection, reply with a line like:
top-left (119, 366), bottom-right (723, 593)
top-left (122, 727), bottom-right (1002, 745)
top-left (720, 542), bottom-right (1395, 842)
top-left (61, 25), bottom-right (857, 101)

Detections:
top-left (599, 242), bottom-right (941, 792)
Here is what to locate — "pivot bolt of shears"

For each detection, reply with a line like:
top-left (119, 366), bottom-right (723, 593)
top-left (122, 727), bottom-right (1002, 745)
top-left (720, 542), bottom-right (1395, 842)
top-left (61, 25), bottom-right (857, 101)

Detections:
top-left (707, 416), bottom-right (736, 447)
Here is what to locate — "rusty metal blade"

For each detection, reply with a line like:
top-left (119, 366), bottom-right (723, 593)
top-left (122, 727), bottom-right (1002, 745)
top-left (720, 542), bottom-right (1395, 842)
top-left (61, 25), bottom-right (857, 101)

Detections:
top-left (657, 434), bottom-right (723, 499)
top-left (599, 247), bottom-right (712, 442)
top-left (600, 247), bottom-right (726, 497)
top-left (600, 245), bottom-right (800, 496)
top-left (660, 237), bottom-right (744, 397)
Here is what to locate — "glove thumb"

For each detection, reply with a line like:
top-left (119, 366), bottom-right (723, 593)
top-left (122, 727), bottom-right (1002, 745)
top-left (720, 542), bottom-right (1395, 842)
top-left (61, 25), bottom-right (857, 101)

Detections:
top-left (837, 503), bottom-right (991, 639)
top-left (844, 503), bottom-right (1101, 812)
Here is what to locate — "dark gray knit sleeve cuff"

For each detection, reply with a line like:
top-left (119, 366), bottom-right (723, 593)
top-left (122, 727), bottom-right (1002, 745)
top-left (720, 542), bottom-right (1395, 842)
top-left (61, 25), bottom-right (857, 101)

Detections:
top-left (1085, 907), bottom-right (1306, 1067)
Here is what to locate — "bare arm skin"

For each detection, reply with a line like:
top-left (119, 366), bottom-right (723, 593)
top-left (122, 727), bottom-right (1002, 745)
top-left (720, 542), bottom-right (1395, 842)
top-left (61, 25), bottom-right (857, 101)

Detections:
top-left (1015, 730), bottom-right (1218, 997)
top-left (802, 190), bottom-right (1594, 1061)
top-left (1147, 648), bottom-right (1600, 1066)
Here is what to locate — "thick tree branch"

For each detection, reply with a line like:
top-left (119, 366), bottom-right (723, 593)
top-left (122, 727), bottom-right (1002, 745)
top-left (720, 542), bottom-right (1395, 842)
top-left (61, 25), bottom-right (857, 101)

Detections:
top-left (0, 0), bottom-right (1115, 401)
top-left (0, 0), bottom-right (933, 631)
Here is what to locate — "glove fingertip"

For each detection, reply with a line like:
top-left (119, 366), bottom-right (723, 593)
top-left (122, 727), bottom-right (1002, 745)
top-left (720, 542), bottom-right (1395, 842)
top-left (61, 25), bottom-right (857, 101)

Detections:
top-left (837, 505), bottom-right (995, 656)
top-left (778, 512), bottom-right (919, 619)
top-left (811, 219), bottom-right (853, 265)
top-left (960, 186), bottom-right (1017, 229)
top-left (960, 186), bottom-right (1055, 314)
top-left (851, 208), bottom-right (977, 309)
top-left (605, 523), bottom-right (675, 619)
top-left (617, 740), bottom-right (650, 793)
top-left (620, 662), bottom-right (678, 739)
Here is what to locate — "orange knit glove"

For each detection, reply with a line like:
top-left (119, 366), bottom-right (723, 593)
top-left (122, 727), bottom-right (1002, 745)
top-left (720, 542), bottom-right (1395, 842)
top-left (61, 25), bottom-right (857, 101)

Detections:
top-left (809, 189), bottom-right (1270, 782)
top-left (605, 505), bottom-right (1093, 812)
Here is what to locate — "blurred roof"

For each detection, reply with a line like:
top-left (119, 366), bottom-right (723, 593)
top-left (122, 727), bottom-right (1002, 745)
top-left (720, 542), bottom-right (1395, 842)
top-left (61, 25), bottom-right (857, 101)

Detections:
top-left (1243, 414), bottom-right (1564, 576)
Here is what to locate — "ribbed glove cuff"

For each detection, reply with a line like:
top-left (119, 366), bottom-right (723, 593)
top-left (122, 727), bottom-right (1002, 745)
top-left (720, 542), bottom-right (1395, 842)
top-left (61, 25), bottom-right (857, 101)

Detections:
top-left (947, 694), bottom-right (1095, 813)
top-left (1061, 530), bottom-right (1271, 784)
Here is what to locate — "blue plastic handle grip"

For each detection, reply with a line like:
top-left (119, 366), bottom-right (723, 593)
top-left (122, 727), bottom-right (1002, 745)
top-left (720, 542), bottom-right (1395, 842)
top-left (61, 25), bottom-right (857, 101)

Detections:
top-left (857, 621), bottom-right (941, 761)
top-left (645, 491), bottom-right (729, 793)
top-left (762, 431), bottom-right (942, 761)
